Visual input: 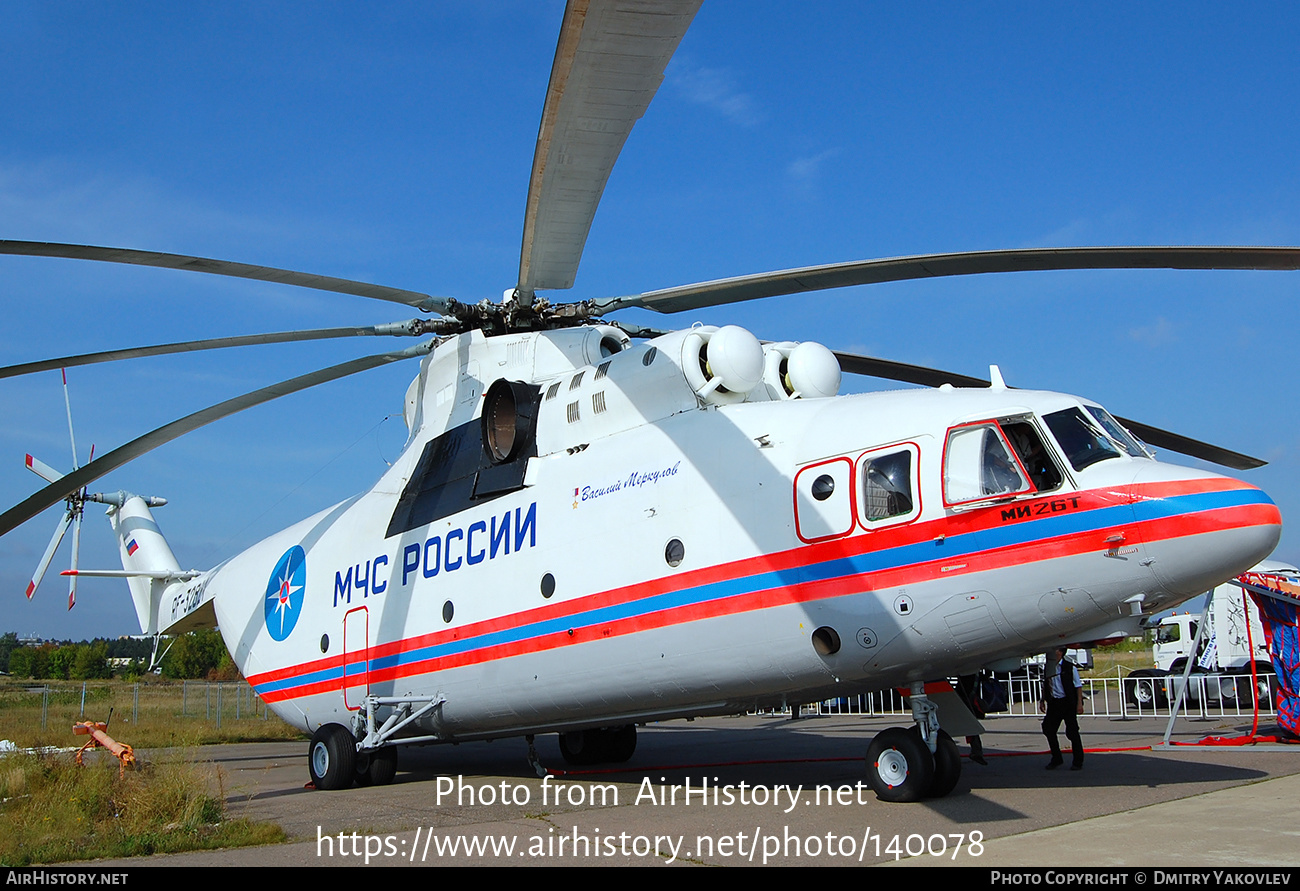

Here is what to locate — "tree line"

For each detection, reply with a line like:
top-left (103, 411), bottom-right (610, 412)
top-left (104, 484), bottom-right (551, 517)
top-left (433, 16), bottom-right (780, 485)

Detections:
top-left (0, 630), bottom-right (239, 681)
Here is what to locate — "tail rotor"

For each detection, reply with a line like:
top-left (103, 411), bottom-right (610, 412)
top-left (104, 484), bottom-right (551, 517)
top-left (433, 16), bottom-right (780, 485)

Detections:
top-left (24, 370), bottom-right (94, 609)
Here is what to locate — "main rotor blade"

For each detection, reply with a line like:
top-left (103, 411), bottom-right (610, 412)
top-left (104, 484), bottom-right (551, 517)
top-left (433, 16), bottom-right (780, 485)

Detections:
top-left (834, 350), bottom-right (1266, 471)
top-left (599, 246), bottom-right (1300, 314)
top-left (0, 240), bottom-right (451, 313)
top-left (0, 341), bottom-right (433, 537)
top-left (0, 321), bottom-right (430, 380)
top-left (517, 0), bottom-right (701, 299)
top-left (1108, 418), bottom-right (1266, 471)
top-left (833, 352), bottom-right (988, 389)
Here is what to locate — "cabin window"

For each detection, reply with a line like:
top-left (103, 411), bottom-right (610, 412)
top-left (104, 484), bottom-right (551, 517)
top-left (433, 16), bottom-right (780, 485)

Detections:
top-left (1043, 407), bottom-right (1122, 472)
top-left (794, 457), bottom-right (855, 541)
top-left (943, 422), bottom-right (1033, 506)
top-left (859, 447), bottom-right (917, 523)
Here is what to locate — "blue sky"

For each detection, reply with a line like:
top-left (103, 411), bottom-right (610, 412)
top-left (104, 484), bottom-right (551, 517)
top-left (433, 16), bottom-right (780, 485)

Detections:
top-left (3, 2), bottom-right (1299, 641)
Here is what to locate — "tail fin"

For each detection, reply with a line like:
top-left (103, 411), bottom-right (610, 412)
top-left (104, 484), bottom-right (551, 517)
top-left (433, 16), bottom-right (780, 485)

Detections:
top-left (110, 494), bottom-right (181, 631)
top-left (59, 492), bottom-right (209, 633)
top-left (67, 492), bottom-right (208, 634)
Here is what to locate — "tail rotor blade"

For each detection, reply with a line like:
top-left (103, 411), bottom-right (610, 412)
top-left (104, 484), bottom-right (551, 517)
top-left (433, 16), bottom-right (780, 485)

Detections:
top-left (27, 511), bottom-right (72, 599)
top-left (25, 453), bottom-right (64, 484)
top-left (68, 510), bottom-right (82, 610)
top-left (62, 368), bottom-right (79, 470)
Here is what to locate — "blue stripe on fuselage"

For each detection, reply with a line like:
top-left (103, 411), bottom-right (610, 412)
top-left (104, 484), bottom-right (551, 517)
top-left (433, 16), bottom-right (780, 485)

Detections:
top-left (254, 487), bottom-right (1268, 695)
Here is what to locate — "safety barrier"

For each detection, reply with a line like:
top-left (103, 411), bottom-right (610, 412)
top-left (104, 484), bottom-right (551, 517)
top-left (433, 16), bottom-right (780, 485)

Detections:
top-left (807, 670), bottom-right (1279, 721)
top-left (0, 679), bottom-right (274, 736)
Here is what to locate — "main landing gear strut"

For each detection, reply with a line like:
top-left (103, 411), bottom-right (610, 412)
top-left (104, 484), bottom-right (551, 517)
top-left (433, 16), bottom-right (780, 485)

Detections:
top-left (308, 694), bottom-right (445, 790)
top-left (863, 682), bottom-right (961, 802)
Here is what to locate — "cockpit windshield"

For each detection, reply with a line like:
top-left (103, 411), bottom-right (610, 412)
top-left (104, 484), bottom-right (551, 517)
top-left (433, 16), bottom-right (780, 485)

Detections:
top-left (1042, 407), bottom-right (1122, 472)
top-left (1083, 405), bottom-right (1151, 458)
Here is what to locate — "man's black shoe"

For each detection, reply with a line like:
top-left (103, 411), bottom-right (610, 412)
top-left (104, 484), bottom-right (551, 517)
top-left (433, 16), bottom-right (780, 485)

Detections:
top-left (1046, 759), bottom-right (1063, 770)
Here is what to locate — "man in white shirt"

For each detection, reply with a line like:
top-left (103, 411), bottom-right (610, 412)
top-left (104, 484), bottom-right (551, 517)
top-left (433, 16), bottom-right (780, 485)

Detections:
top-left (1038, 646), bottom-right (1084, 770)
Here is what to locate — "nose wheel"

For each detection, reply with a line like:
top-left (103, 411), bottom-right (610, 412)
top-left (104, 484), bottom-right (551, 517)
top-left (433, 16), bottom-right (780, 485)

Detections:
top-left (863, 685), bottom-right (963, 801)
top-left (865, 727), bottom-right (933, 801)
top-left (928, 730), bottom-right (962, 798)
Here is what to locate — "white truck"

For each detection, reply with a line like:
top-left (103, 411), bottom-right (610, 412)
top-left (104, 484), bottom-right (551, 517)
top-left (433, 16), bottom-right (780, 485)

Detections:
top-left (1124, 560), bottom-right (1294, 709)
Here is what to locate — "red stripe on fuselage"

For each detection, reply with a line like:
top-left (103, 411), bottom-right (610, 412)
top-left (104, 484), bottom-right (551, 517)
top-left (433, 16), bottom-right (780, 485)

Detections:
top-left (249, 478), bottom-right (1274, 700)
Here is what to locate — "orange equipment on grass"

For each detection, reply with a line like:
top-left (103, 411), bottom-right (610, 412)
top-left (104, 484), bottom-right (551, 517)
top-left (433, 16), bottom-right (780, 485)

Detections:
top-left (73, 721), bottom-right (136, 776)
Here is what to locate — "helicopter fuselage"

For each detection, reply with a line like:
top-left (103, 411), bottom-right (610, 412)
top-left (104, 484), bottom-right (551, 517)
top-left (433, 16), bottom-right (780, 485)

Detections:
top-left (148, 326), bottom-right (1280, 743)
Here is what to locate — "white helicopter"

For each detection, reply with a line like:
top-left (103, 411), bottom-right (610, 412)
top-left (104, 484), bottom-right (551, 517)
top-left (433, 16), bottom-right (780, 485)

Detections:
top-left (2, 1), bottom-right (1295, 802)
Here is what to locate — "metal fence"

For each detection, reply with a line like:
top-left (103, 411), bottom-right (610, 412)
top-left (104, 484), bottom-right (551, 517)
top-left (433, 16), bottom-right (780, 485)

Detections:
top-left (9, 671), bottom-right (1280, 736)
top-left (4, 680), bottom-right (272, 732)
top-left (807, 669), bottom-right (1279, 721)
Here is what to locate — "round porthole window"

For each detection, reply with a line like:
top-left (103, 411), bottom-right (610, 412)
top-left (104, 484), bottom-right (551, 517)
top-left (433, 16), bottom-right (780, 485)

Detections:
top-left (665, 538), bottom-right (685, 567)
top-left (442, 601), bottom-right (454, 623)
top-left (541, 573), bottom-right (556, 599)
top-left (811, 474), bottom-right (835, 501)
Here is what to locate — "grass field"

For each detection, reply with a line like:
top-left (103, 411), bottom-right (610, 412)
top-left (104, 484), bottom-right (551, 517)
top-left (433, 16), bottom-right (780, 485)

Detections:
top-left (0, 679), bottom-right (297, 864)
top-left (0, 751), bottom-right (285, 865)
top-left (0, 679), bottom-right (304, 750)
top-left (1088, 640), bottom-right (1156, 677)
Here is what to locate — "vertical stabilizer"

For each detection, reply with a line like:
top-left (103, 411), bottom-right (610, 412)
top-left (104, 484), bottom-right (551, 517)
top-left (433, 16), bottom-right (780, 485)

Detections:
top-left (107, 494), bottom-right (181, 634)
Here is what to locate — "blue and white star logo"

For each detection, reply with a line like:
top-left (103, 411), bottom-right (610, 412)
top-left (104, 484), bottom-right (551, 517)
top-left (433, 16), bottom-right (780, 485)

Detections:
top-left (264, 545), bottom-right (306, 641)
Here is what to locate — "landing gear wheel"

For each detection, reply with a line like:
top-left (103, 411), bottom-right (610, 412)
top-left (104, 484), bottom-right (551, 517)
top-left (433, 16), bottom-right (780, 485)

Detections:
top-left (367, 746), bottom-right (398, 785)
top-left (865, 726), bottom-right (934, 803)
top-left (606, 725), bottom-right (636, 763)
top-left (928, 730), bottom-right (962, 798)
top-left (309, 724), bottom-right (357, 791)
top-left (559, 730), bottom-right (607, 766)
top-left (353, 751), bottom-right (374, 787)
top-left (353, 746), bottom-right (398, 786)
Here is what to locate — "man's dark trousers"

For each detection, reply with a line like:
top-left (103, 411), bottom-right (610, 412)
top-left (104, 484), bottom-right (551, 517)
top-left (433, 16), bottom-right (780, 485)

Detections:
top-left (1043, 696), bottom-right (1083, 767)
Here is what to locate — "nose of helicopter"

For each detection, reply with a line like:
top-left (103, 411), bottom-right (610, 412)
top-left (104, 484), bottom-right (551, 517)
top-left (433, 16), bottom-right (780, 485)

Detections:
top-left (1129, 462), bottom-right (1281, 598)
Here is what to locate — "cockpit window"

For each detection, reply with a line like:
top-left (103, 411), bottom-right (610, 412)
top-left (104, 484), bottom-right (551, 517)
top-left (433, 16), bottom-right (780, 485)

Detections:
top-left (943, 423), bottom-right (1033, 505)
top-left (1001, 418), bottom-right (1063, 492)
top-left (1084, 405), bottom-right (1150, 458)
top-left (1043, 407), bottom-right (1122, 471)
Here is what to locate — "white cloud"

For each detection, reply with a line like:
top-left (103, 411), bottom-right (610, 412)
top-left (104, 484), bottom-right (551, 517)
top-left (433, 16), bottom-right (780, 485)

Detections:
top-left (786, 148), bottom-right (839, 197)
top-left (668, 59), bottom-right (762, 127)
top-left (1128, 315), bottom-right (1177, 347)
